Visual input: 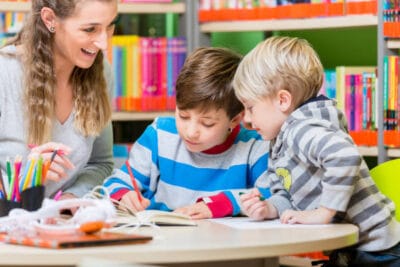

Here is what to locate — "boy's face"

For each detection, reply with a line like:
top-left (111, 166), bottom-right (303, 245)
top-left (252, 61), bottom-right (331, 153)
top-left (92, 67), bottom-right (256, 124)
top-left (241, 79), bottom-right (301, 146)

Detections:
top-left (242, 94), bottom-right (289, 141)
top-left (175, 107), bottom-right (234, 153)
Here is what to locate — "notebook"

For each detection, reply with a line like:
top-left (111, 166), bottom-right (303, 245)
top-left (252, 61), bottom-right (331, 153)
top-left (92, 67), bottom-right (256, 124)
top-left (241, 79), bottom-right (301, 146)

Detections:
top-left (116, 210), bottom-right (197, 226)
top-left (0, 231), bottom-right (153, 249)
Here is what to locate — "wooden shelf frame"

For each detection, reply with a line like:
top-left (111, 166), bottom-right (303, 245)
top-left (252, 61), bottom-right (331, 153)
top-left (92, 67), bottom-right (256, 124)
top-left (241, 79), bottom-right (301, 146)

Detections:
top-left (0, 1), bottom-right (185, 14)
top-left (200, 14), bottom-right (377, 33)
top-left (112, 111), bottom-right (174, 121)
top-left (387, 39), bottom-right (400, 50)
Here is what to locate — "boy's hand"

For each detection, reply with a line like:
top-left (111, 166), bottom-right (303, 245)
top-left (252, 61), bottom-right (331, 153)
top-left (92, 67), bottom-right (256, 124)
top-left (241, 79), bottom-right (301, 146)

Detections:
top-left (174, 202), bottom-right (212, 219)
top-left (120, 191), bottom-right (150, 213)
top-left (281, 207), bottom-right (336, 224)
top-left (240, 189), bottom-right (277, 220)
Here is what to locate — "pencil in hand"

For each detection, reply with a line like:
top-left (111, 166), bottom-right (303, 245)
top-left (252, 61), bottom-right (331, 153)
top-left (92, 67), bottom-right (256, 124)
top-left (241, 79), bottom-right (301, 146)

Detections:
top-left (125, 160), bottom-right (143, 202)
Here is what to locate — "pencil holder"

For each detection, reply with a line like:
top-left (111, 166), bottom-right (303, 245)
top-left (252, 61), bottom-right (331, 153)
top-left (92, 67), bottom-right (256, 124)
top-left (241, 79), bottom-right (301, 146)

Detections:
top-left (0, 199), bottom-right (21, 217)
top-left (21, 185), bottom-right (45, 212)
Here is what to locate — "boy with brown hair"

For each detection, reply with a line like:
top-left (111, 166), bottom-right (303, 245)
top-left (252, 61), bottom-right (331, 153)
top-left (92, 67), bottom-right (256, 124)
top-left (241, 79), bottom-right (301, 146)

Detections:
top-left (233, 36), bottom-right (400, 266)
top-left (104, 47), bottom-right (270, 219)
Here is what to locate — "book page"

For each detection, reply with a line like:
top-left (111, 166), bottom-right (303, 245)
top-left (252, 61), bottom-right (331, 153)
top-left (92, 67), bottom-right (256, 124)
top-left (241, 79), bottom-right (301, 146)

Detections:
top-left (116, 210), bottom-right (197, 226)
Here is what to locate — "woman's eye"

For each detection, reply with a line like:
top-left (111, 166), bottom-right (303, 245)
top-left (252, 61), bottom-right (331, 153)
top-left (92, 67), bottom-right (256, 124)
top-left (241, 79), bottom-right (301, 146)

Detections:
top-left (83, 27), bottom-right (96, 33)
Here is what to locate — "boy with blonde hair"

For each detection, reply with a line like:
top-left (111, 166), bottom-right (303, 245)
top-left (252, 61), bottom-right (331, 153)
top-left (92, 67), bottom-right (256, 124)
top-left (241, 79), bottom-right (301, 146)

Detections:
top-left (233, 36), bottom-right (400, 266)
top-left (104, 47), bottom-right (270, 219)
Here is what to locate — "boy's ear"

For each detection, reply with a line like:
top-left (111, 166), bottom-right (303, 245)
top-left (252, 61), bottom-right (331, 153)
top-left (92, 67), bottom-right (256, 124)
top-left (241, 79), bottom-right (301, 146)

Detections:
top-left (277, 90), bottom-right (292, 112)
top-left (230, 111), bottom-right (244, 128)
top-left (40, 7), bottom-right (56, 31)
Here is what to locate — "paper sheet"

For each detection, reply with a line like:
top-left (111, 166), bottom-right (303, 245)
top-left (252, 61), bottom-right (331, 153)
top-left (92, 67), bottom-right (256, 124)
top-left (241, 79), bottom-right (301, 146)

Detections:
top-left (211, 217), bottom-right (332, 229)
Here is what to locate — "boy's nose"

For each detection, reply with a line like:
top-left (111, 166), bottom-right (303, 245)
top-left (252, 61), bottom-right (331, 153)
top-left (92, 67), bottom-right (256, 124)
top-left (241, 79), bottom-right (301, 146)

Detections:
top-left (242, 112), bottom-right (256, 130)
top-left (186, 124), bottom-right (200, 139)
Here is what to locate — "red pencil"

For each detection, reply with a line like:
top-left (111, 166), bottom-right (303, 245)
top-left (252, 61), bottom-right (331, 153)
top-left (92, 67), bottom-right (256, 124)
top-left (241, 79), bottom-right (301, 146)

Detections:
top-left (125, 160), bottom-right (142, 202)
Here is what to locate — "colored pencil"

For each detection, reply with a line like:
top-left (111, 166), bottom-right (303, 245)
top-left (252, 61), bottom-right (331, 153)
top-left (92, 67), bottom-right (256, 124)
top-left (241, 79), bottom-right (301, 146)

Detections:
top-left (125, 160), bottom-right (142, 202)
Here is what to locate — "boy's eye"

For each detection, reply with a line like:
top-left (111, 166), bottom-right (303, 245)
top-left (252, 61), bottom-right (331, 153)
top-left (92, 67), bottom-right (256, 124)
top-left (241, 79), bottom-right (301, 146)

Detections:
top-left (202, 123), bottom-right (215, 128)
top-left (179, 114), bottom-right (189, 120)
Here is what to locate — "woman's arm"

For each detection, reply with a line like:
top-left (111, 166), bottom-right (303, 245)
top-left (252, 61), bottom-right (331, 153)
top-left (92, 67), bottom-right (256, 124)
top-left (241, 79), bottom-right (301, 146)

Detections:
top-left (65, 123), bottom-right (114, 197)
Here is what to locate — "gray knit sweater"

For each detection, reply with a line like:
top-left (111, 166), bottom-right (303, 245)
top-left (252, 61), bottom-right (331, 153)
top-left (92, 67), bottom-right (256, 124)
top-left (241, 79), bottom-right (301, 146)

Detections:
top-left (0, 45), bottom-right (114, 198)
top-left (267, 95), bottom-right (400, 251)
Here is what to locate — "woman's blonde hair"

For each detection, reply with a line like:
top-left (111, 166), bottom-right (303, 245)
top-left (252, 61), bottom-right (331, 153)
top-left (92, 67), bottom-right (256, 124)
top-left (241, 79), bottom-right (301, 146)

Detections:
top-left (233, 36), bottom-right (324, 108)
top-left (7, 0), bottom-right (112, 145)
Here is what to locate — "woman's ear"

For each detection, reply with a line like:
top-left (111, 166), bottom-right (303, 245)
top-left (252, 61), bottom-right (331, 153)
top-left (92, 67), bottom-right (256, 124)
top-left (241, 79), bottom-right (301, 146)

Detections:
top-left (40, 7), bottom-right (56, 32)
top-left (277, 90), bottom-right (292, 112)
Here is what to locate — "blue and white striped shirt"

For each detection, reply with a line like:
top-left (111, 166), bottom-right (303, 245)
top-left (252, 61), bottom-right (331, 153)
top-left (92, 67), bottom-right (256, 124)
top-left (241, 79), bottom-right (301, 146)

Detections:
top-left (104, 117), bottom-right (270, 216)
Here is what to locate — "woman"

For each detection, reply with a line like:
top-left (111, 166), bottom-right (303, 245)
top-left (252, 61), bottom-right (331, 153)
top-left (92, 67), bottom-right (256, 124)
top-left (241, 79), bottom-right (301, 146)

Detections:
top-left (0, 0), bottom-right (118, 199)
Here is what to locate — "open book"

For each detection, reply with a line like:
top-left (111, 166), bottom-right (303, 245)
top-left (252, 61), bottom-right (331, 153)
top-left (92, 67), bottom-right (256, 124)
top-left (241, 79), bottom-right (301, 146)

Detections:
top-left (116, 210), bottom-right (197, 227)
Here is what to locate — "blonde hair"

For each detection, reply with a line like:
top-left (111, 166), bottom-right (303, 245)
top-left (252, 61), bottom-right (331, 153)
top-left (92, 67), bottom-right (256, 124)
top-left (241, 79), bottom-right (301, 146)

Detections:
top-left (233, 36), bottom-right (324, 108)
top-left (8, 0), bottom-right (113, 145)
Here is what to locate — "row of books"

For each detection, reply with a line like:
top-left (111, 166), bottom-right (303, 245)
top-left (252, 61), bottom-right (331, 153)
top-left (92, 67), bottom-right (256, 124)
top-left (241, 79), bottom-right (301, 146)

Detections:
top-left (383, 56), bottom-right (399, 131)
top-left (0, 11), bottom-right (26, 34)
top-left (198, 0), bottom-right (377, 21)
top-left (109, 35), bottom-right (187, 112)
top-left (120, 0), bottom-right (172, 2)
top-left (320, 66), bottom-right (377, 132)
top-left (320, 64), bottom-right (400, 147)
top-left (200, 0), bottom-right (369, 9)
top-left (383, 0), bottom-right (400, 37)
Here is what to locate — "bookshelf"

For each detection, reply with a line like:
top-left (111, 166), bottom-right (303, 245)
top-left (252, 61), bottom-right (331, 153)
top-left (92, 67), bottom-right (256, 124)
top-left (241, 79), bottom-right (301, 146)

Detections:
top-left (377, 3), bottom-right (400, 163)
top-left (193, 2), bottom-right (400, 159)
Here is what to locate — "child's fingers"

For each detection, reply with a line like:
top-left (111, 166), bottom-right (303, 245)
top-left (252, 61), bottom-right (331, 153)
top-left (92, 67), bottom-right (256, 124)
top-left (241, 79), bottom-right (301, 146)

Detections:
top-left (125, 192), bottom-right (147, 212)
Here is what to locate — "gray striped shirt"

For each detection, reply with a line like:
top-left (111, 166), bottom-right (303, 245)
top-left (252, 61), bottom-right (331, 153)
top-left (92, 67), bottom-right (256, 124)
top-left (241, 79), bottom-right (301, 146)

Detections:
top-left (267, 96), bottom-right (400, 251)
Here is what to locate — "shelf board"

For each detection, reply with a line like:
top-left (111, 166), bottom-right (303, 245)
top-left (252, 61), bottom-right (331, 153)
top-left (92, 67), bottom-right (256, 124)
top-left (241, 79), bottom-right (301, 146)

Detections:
top-left (387, 39), bottom-right (400, 50)
top-left (358, 146), bottom-right (400, 158)
top-left (112, 111), bottom-right (174, 121)
top-left (118, 2), bottom-right (185, 14)
top-left (358, 146), bottom-right (378, 157)
top-left (388, 148), bottom-right (400, 158)
top-left (0, 2), bottom-right (185, 14)
top-left (200, 15), bottom-right (377, 32)
top-left (0, 2), bottom-right (30, 12)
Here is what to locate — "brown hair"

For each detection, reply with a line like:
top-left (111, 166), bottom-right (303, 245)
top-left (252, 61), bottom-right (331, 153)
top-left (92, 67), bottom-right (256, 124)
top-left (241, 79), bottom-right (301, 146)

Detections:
top-left (176, 47), bottom-right (243, 119)
top-left (6, 0), bottom-right (113, 145)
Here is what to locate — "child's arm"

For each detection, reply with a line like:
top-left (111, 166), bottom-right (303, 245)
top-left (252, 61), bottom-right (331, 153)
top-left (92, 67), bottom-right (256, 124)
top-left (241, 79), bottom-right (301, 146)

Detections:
top-left (174, 202), bottom-right (212, 219)
top-left (103, 120), bottom-right (160, 209)
top-left (280, 206), bottom-right (337, 224)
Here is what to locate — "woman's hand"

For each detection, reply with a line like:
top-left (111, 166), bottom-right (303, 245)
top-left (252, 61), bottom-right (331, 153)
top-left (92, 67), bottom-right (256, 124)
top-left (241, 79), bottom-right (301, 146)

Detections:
top-left (30, 142), bottom-right (75, 182)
